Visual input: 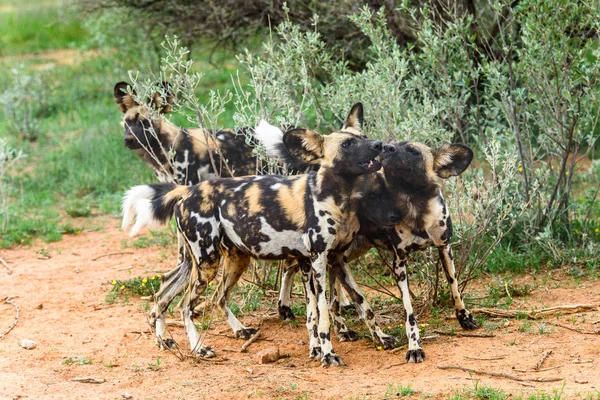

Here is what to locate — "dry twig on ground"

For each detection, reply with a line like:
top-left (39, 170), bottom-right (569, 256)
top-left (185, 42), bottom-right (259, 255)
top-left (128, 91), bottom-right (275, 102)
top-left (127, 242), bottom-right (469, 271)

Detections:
top-left (0, 257), bottom-right (12, 274)
top-left (240, 330), bottom-right (261, 353)
top-left (0, 297), bottom-right (19, 339)
top-left (535, 350), bottom-right (552, 370)
top-left (437, 365), bottom-right (563, 382)
top-left (473, 304), bottom-right (597, 319)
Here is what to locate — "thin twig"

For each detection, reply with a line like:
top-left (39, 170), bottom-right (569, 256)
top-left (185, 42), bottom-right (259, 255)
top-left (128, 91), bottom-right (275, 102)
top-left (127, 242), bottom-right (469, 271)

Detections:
top-left (513, 365), bottom-right (563, 373)
top-left (91, 252), bottom-right (134, 261)
top-left (241, 330), bottom-right (261, 353)
top-left (0, 297), bottom-right (19, 339)
top-left (0, 257), bottom-right (12, 274)
top-left (535, 350), bottom-right (552, 370)
top-left (552, 323), bottom-right (599, 335)
top-left (473, 304), bottom-right (597, 319)
top-left (466, 355), bottom-right (506, 361)
top-left (434, 330), bottom-right (495, 338)
top-left (437, 365), bottom-right (563, 382)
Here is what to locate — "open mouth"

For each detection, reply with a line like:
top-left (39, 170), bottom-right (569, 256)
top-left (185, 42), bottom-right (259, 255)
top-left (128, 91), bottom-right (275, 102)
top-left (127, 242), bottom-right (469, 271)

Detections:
top-left (359, 157), bottom-right (382, 170)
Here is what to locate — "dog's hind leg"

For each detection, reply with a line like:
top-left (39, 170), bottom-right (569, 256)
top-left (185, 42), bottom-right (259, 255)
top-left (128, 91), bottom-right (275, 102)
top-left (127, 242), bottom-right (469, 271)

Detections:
top-left (439, 244), bottom-right (478, 330)
top-left (216, 249), bottom-right (256, 339)
top-left (278, 261), bottom-right (300, 320)
top-left (151, 233), bottom-right (191, 350)
top-left (333, 258), bottom-right (400, 350)
top-left (328, 267), bottom-right (359, 342)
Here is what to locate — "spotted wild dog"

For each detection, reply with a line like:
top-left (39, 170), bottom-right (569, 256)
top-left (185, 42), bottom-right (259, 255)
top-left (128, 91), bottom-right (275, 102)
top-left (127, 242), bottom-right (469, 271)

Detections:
top-left (114, 81), bottom-right (256, 185)
top-left (122, 104), bottom-right (383, 366)
top-left (272, 138), bottom-right (478, 362)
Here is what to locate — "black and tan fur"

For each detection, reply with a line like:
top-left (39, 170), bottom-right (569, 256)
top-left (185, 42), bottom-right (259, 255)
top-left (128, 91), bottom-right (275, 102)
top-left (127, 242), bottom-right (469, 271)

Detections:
top-left (122, 104), bottom-right (383, 366)
top-left (114, 82), bottom-right (256, 185)
top-left (277, 139), bottom-right (478, 362)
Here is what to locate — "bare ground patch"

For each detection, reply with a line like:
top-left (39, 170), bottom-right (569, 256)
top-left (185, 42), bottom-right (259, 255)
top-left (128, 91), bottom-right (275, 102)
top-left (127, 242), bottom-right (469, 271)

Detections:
top-left (0, 218), bottom-right (599, 399)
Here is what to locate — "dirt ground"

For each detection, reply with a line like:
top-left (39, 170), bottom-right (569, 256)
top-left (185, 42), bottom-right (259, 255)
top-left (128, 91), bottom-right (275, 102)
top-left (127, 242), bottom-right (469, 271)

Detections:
top-left (1, 218), bottom-right (599, 400)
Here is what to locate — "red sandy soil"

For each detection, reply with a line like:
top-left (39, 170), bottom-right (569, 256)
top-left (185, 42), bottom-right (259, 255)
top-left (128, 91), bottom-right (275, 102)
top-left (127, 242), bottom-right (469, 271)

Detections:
top-left (1, 218), bottom-right (599, 400)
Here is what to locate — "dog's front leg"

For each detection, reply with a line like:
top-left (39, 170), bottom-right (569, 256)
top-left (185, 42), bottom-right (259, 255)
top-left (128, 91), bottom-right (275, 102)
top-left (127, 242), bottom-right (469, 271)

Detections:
top-left (392, 248), bottom-right (425, 362)
top-left (313, 253), bottom-right (344, 367)
top-left (438, 244), bottom-right (478, 330)
top-left (299, 260), bottom-right (322, 360)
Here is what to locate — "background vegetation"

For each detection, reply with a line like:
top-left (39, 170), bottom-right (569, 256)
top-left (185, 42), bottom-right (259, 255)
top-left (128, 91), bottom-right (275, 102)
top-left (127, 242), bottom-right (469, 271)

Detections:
top-left (0, 0), bottom-right (598, 345)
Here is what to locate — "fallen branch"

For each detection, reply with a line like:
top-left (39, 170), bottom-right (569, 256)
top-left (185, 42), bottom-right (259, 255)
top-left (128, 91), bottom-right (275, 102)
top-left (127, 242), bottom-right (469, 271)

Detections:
top-left (91, 252), bottom-right (133, 261)
top-left (437, 365), bottom-right (563, 382)
top-left (0, 297), bottom-right (19, 339)
top-left (433, 330), bottom-right (495, 338)
top-left (71, 377), bottom-right (105, 384)
top-left (473, 304), bottom-right (597, 319)
top-left (512, 365), bottom-right (563, 373)
top-left (535, 350), bottom-right (552, 370)
top-left (0, 257), bottom-right (12, 274)
top-left (552, 323), bottom-right (599, 335)
top-left (240, 330), bottom-right (261, 353)
top-left (466, 355), bottom-right (506, 361)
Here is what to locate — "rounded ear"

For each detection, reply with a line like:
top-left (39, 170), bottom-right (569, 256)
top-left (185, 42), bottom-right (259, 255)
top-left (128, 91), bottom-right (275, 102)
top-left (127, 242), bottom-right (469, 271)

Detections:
top-left (342, 102), bottom-right (364, 131)
top-left (282, 128), bottom-right (324, 163)
top-left (433, 144), bottom-right (474, 178)
top-left (150, 81), bottom-right (174, 114)
top-left (114, 82), bottom-right (137, 113)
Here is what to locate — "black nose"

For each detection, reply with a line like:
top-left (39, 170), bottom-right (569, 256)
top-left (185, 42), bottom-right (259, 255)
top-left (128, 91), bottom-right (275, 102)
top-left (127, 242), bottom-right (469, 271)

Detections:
top-left (124, 136), bottom-right (137, 147)
top-left (370, 140), bottom-right (382, 151)
top-left (383, 144), bottom-right (396, 153)
top-left (389, 212), bottom-right (401, 224)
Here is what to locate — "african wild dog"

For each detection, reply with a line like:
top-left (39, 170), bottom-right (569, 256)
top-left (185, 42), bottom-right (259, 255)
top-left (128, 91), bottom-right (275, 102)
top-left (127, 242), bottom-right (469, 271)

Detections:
top-left (114, 81), bottom-right (256, 185)
top-left (122, 104), bottom-right (383, 366)
top-left (272, 138), bottom-right (478, 362)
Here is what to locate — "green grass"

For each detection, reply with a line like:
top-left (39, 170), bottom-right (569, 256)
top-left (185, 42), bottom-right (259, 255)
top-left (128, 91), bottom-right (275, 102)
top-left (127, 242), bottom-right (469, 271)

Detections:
top-left (0, 4), bottom-right (86, 56)
top-left (0, 1), bottom-right (244, 247)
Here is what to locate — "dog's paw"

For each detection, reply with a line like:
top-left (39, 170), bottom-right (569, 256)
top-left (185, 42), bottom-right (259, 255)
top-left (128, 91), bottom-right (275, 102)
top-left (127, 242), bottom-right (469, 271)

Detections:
top-left (321, 352), bottom-right (345, 367)
top-left (234, 327), bottom-right (258, 339)
top-left (405, 348), bottom-right (425, 363)
top-left (278, 305), bottom-right (296, 321)
top-left (337, 329), bottom-right (359, 342)
top-left (457, 309), bottom-right (479, 331)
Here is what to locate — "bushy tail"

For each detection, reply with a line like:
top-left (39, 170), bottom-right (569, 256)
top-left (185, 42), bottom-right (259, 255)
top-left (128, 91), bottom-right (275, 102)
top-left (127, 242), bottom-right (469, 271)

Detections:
top-left (121, 183), bottom-right (190, 237)
top-left (254, 120), bottom-right (312, 172)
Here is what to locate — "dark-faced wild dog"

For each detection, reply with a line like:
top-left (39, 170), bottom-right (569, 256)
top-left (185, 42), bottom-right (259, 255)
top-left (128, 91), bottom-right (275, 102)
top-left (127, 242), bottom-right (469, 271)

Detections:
top-left (114, 82), bottom-right (256, 185)
top-left (122, 104), bottom-right (383, 366)
top-left (274, 139), bottom-right (478, 363)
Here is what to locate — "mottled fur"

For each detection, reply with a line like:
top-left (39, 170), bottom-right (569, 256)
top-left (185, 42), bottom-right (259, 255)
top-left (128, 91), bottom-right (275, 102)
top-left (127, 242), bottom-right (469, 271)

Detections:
top-left (277, 140), bottom-right (478, 362)
top-left (122, 104), bottom-right (383, 366)
top-left (114, 81), bottom-right (256, 185)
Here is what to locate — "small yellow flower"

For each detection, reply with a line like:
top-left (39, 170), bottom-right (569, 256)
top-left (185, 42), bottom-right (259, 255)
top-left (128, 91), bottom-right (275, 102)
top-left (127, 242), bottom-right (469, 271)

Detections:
top-left (595, 228), bottom-right (599, 233)
top-left (376, 346), bottom-right (383, 351)
top-left (208, 281), bottom-right (213, 287)
top-left (141, 282), bottom-right (146, 287)
top-left (565, 171), bottom-right (569, 176)
top-left (574, 229), bottom-right (579, 234)
top-left (120, 285), bottom-right (125, 290)
top-left (551, 165), bottom-right (555, 169)
top-left (151, 275), bottom-right (157, 280)
top-left (157, 274), bottom-right (162, 279)
top-left (518, 166), bottom-right (523, 173)
top-left (112, 280), bottom-right (117, 285)
top-left (142, 278), bottom-right (148, 284)
top-left (387, 326), bottom-right (392, 330)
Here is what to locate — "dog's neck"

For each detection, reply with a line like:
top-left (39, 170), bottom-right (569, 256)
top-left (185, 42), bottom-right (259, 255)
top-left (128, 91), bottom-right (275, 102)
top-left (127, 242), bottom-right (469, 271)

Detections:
top-left (314, 168), bottom-right (364, 211)
top-left (394, 181), bottom-right (442, 231)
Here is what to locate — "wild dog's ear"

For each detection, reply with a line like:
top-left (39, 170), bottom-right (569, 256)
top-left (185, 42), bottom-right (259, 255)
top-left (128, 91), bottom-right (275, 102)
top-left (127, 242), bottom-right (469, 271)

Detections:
top-left (150, 82), bottom-right (174, 114)
top-left (283, 128), bottom-right (324, 164)
top-left (342, 102), bottom-right (364, 131)
top-left (114, 82), bottom-right (137, 113)
top-left (432, 144), bottom-right (473, 178)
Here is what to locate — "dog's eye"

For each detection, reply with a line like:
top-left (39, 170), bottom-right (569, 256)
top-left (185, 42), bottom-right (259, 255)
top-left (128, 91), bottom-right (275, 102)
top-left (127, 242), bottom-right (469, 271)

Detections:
top-left (407, 147), bottom-right (420, 156)
top-left (342, 139), bottom-right (354, 148)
